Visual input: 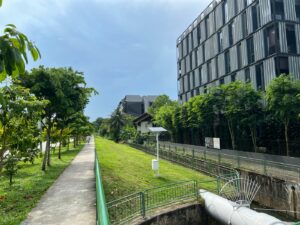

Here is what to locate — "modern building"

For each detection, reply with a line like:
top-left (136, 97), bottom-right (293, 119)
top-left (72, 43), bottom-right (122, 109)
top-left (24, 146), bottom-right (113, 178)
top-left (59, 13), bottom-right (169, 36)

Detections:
top-left (118, 95), bottom-right (158, 116)
top-left (177, 0), bottom-right (300, 103)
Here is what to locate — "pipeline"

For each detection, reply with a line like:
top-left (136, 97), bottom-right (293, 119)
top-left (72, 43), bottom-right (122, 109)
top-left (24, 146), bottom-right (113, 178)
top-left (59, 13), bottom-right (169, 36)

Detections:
top-left (200, 189), bottom-right (287, 225)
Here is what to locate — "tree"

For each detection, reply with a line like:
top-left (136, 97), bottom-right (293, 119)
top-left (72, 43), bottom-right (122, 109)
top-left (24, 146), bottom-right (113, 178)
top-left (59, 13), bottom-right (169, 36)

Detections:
top-left (109, 108), bottom-right (125, 142)
top-left (19, 66), bottom-right (95, 170)
top-left (218, 81), bottom-right (247, 150)
top-left (0, 84), bottom-right (46, 181)
top-left (266, 75), bottom-right (300, 156)
top-left (93, 117), bottom-right (104, 134)
top-left (154, 105), bottom-right (177, 141)
top-left (148, 95), bottom-right (176, 116)
top-left (239, 84), bottom-right (263, 152)
top-left (0, 1), bottom-right (40, 81)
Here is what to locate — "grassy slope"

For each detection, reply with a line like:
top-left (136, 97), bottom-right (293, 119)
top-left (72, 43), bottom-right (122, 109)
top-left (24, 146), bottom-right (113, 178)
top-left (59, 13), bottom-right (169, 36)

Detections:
top-left (0, 144), bottom-right (84, 225)
top-left (96, 137), bottom-right (216, 202)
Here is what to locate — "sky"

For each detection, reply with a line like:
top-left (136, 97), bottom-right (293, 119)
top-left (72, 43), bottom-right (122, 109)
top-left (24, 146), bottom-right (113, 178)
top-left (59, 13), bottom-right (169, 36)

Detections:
top-left (0, 0), bottom-right (210, 120)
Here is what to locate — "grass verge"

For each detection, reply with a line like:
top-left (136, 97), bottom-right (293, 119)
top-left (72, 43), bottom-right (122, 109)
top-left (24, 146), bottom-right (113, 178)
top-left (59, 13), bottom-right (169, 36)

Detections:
top-left (95, 137), bottom-right (216, 202)
top-left (0, 144), bottom-right (84, 225)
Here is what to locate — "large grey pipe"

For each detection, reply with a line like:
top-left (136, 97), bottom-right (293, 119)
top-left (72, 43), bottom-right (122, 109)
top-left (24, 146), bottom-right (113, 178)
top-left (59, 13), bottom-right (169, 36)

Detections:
top-left (200, 189), bottom-right (286, 225)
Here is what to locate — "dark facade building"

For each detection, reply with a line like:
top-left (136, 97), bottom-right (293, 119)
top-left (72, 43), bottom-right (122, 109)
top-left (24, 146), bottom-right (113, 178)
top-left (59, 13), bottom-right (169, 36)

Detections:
top-left (119, 95), bottom-right (157, 116)
top-left (177, 0), bottom-right (300, 103)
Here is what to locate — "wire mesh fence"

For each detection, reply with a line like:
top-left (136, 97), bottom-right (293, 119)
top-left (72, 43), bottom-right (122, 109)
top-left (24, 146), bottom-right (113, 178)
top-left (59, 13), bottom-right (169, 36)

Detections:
top-left (157, 142), bottom-right (300, 183)
top-left (106, 179), bottom-right (224, 225)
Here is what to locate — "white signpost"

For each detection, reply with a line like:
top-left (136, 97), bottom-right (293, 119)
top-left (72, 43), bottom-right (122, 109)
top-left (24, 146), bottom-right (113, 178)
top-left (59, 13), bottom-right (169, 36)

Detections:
top-left (148, 127), bottom-right (167, 177)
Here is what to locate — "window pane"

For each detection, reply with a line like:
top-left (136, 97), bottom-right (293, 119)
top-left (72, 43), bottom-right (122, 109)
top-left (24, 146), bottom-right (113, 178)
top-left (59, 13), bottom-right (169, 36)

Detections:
top-left (296, 0), bottom-right (300, 21)
top-left (265, 25), bottom-right (278, 55)
top-left (256, 63), bottom-right (265, 91)
top-left (276, 57), bottom-right (289, 76)
top-left (225, 51), bottom-right (231, 74)
top-left (245, 68), bottom-right (251, 82)
top-left (247, 37), bottom-right (254, 64)
top-left (237, 43), bottom-right (242, 69)
top-left (272, 0), bottom-right (284, 20)
top-left (286, 24), bottom-right (297, 54)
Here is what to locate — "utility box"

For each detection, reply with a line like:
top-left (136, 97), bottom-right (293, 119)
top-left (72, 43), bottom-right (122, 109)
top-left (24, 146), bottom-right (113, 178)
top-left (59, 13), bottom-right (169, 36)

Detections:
top-left (152, 159), bottom-right (159, 170)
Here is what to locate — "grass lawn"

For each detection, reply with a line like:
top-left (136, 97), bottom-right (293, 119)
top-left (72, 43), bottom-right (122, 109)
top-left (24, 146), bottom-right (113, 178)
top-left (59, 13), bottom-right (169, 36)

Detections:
top-left (95, 137), bottom-right (217, 202)
top-left (0, 144), bottom-right (84, 225)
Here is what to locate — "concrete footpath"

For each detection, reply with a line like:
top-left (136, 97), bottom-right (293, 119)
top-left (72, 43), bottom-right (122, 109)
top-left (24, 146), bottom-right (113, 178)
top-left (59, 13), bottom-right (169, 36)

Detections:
top-left (22, 137), bottom-right (96, 225)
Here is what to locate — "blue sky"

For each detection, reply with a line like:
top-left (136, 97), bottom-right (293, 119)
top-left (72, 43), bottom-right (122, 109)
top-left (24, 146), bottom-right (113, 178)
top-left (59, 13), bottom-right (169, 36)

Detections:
top-left (0, 0), bottom-right (209, 120)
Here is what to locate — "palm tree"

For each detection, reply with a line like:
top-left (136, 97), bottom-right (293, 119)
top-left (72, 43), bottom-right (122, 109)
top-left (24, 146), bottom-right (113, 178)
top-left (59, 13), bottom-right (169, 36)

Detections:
top-left (109, 108), bottom-right (124, 142)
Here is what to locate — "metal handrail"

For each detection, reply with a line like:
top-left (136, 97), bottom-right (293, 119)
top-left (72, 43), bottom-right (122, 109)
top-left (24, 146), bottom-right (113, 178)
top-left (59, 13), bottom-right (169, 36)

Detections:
top-left (95, 151), bottom-right (110, 225)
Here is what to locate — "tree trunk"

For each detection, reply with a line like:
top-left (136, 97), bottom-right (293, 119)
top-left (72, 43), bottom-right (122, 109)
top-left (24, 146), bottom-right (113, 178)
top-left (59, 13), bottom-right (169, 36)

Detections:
top-left (284, 119), bottom-right (289, 157)
top-left (67, 137), bottom-right (70, 151)
top-left (42, 124), bottom-right (51, 171)
top-left (58, 129), bottom-right (63, 159)
top-left (46, 124), bottom-right (51, 167)
top-left (227, 119), bottom-right (236, 150)
top-left (250, 126), bottom-right (257, 152)
top-left (73, 136), bottom-right (76, 148)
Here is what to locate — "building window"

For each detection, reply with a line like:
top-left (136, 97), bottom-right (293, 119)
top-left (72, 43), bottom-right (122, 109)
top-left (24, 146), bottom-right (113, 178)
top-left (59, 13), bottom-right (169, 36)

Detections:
top-left (190, 71), bottom-right (195, 89)
top-left (252, 3), bottom-right (261, 31)
top-left (215, 58), bottom-right (219, 79)
top-left (286, 24), bottom-right (297, 54)
top-left (225, 50), bottom-right (231, 74)
top-left (198, 67), bottom-right (202, 85)
top-left (202, 44), bottom-right (206, 62)
top-left (220, 78), bottom-right (225, 85)
top-left (228, 22), bottom-right (234, 46)
top-left (205, 16), bottom-right (209, 39)
top-left (245, 68), bottom-right (251, 82)
top-left (242, 12), bottom-right (248, 38)
top-left (197, 24), bottom-right (201, 43)
top-left (256, 63), bottom-right (265, 91)
top-left (271, 0), bottom-right (285, 20)
top-left (231, 73), bottom-right (236, 82)
top-left (207, 60), bottom-right (212, 82)
top-left (275, 57), bottom-right (289, 76)
top-left (234, 0), bottom-right (238, 15)
top-left (222, 0), bottom-right (228, 24)
top-left (296, 0), bottom-right (300, 21)
top-left (264, 24), bottom-right (278, 56)
top-left (247, 37), bottom-right (255, 64)
top-left (237, 43), bottom-right (242, 69)
top-left (217, 30), bottom-right (223, 52)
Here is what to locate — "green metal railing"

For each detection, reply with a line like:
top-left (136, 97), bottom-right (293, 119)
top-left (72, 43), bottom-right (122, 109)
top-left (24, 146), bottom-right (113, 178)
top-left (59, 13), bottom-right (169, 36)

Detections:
top-left (107, 179), bottom-right (222, 225)
top-left (95, 152), bottom-right (110, 225)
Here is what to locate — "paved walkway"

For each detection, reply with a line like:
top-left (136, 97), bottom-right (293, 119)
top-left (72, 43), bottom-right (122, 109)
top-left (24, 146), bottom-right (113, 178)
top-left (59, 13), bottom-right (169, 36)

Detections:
top-left (22, 137), bottom-right (96, 225)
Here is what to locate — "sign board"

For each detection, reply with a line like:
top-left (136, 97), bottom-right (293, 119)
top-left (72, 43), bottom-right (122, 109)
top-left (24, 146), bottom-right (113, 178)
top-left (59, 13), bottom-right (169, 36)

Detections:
top-left (205, 137), bottom-right (221, 149)
top-left (213, 138), bottom-right (221, 149)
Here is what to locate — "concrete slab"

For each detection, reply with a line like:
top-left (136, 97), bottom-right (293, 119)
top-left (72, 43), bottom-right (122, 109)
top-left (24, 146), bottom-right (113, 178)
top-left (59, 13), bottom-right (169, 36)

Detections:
top-left (22, 137), bottom-right (96, 225)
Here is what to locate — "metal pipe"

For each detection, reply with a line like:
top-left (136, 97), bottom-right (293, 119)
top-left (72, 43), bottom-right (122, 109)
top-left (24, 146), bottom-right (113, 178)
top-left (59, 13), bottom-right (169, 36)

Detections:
top-left (200, 189), bottom-right (286, 225)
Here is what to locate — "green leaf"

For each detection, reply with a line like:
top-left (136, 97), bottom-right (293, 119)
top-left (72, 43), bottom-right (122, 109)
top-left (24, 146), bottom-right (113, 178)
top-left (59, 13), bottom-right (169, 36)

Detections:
top-left (6, 24), bottom-right (16, 28)
top-left (0, 0), bottom-right (2, 7)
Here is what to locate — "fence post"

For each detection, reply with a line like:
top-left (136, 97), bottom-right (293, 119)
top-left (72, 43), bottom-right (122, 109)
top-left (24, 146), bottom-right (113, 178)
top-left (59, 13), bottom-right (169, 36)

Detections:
top-left (237, 156), bottom-right (240, 169)
top-left (204, 149), bottom-right (206, 160)
top-left (140, 192), bottom-right (146, 218)
top-left (217, 176), bottom-right (220, 194)
top-left (263, 160), bottom-right (267, 175)
top-left (218, 152), bottom-right (221, 165)
top-left (192, 149), bottom-right (195, 168)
